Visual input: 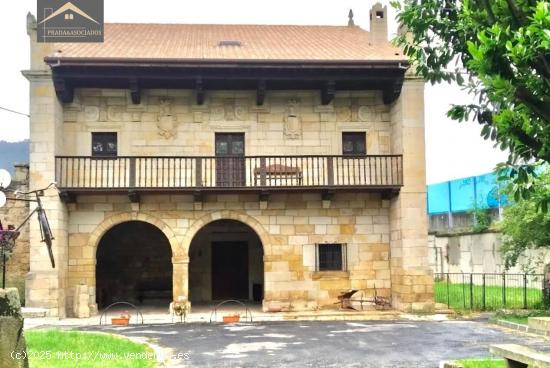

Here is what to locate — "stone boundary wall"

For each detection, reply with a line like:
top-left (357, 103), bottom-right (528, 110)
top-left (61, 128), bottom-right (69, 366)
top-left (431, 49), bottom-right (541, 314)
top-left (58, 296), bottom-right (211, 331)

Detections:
top-left (0, 165), bottom-right (30, 282)
top-left (428, 232), bottom-right (549, 275)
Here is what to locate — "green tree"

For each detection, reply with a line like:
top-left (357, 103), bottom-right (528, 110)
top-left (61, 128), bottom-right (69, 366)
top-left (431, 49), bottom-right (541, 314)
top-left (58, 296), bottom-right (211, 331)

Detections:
top-left (468, 202), bottom-right (493, 233)
top-left (393, 0), bottom-right (550, 210)
top-left (500, 167), bottom-right (550, 268)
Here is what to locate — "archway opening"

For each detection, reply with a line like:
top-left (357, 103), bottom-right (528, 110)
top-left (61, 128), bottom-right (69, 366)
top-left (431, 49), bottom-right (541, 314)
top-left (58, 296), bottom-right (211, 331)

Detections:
top-left (96, 221), bottom-right (173, 308)
top-left (189, 219), bottom-right (264, 303)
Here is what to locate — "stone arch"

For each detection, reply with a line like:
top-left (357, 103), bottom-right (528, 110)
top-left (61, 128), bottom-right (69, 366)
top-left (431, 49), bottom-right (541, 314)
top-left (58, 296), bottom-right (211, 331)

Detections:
top-left (88, 212), bottom-right (183, 307)
top-left (89, 212), bottom-right (181, 257)
top-left (182, 210), bottom-right (271, 257)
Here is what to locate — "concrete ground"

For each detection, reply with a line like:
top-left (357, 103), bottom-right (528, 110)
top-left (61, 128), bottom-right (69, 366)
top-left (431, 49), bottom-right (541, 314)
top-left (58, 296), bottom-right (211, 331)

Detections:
top-left (23, 304), bottom-right (404, 329)
top-left (74, 320), bottom-right (548, 368)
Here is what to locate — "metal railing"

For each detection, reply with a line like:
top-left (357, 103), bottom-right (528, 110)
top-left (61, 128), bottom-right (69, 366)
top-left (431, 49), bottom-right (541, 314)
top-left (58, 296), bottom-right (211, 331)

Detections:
top-left (434, 272), bottom-right (547, 310)
top-left (55, 155), bottom-right (403, 190)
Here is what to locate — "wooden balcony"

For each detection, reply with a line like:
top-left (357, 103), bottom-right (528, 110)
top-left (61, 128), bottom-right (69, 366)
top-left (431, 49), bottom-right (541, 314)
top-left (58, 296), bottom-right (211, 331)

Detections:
top-left (55, 155), bottom-right (403, 201)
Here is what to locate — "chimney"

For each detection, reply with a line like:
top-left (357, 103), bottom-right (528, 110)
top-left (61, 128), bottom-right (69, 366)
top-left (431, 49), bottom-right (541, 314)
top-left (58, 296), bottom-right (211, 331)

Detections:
top-left (369, 3), bottom-right (388, 44)
top-left (348, 9), bottom-right (355, 27)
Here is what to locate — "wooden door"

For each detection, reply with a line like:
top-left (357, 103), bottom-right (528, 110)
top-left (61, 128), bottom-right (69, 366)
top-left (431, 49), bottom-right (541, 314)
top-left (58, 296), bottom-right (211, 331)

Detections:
top-left (211, 242), bottom-right (249, 300)
top-left (215, 133), bottom-right (245, 187)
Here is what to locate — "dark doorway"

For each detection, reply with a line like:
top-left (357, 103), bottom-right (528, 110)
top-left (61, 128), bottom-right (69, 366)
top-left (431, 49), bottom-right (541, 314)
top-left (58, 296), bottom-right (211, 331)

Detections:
top-left (215, 133), bottom-right (245, 187)
top-left (188, 220), bottom-right (264, 303)
top-left (96, 221), bottom-right (172, 308)
top-left (211, 241), bottom-right (249, 300)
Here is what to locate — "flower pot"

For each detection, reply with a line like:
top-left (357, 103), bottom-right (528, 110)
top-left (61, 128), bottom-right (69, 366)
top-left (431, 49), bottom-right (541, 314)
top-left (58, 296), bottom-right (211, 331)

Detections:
top-left (111, 317), bottom-right (130, 326)
top-left (223, 315), bottom-right (240, 323)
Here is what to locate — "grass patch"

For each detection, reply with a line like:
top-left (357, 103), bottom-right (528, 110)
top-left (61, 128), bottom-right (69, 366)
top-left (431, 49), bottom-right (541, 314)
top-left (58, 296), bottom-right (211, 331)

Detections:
top-left (498, 315), bottom-right (529, 324)
top-left (457, 359), bottom-right (505, 368)
top-left (492, 309), bottom-right (550, 325)
top-left (26, 329), bottom-right (156, 368)
top-left (434, 281), bottom-right (543, 310)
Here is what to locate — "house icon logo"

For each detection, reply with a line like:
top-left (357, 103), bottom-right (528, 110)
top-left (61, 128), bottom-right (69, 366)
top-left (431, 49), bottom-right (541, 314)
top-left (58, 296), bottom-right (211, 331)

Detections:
top-left (37, 0), bottom-right (104, 43)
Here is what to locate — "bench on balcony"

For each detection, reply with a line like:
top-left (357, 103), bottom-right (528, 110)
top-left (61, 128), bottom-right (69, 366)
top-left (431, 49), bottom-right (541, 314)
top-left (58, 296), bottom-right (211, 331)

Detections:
top-left (253, 164), bottom-right (303, 186)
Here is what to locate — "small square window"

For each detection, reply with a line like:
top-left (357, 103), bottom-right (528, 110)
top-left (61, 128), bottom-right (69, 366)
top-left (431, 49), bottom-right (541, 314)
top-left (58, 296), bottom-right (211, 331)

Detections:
top-left (92, 132), bottom-right (117, 157)
top-left (316, 243), bottom-right (347, 271)
top-left (342, 132), bottom-right (366, 156)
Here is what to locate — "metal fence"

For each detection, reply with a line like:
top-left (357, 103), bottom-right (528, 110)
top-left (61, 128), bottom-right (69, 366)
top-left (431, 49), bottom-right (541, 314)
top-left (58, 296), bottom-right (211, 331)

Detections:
top-left (434, 273), bottom-right (547, 310)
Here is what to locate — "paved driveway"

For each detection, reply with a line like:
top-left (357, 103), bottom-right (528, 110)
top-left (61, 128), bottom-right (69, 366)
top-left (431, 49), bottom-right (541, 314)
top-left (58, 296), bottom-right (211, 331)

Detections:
top-left (84, 320), bottom-right (548, 368)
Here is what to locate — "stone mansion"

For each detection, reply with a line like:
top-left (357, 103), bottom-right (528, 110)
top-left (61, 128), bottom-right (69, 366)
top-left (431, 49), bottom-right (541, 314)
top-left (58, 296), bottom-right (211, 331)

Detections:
top-left (23, 3), bottom-right (433, 317)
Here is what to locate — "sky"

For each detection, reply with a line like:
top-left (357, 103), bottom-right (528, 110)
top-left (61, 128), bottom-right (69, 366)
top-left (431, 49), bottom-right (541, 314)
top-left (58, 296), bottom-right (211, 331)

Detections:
top-left (0, 0), bottom-right (509, 183)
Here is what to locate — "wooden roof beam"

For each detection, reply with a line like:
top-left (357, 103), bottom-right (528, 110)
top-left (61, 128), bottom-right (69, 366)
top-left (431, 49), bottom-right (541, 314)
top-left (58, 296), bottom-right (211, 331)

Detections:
top-left (256, 79), bottom-right (266, 106)
top-left (321, 80), bottom-right (336, 105)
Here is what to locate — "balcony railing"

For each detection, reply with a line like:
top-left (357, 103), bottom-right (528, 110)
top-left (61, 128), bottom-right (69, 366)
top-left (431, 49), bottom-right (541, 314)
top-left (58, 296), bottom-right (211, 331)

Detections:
top-left (55, 155), bottom-right (403, 191)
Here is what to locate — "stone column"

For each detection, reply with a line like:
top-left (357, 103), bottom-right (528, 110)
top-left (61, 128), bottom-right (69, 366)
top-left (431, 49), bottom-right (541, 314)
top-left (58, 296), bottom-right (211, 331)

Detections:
top-left (22, 14), bottom-right (69, 318)
top-left (262, 255), bottom-right (286, 312)
top-left (172, 256), bottom-right (189, 302)
top-left (389, 76), bottom-right (434, 312)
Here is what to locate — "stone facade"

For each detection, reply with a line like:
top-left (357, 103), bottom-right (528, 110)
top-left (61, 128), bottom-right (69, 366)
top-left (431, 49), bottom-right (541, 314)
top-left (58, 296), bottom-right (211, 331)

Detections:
top-left (60, 89), bottom-right (392, 157)
top-left (65, 193), bottom-right (394, 313)
top-left (24, 13), bottom-right (434, 317)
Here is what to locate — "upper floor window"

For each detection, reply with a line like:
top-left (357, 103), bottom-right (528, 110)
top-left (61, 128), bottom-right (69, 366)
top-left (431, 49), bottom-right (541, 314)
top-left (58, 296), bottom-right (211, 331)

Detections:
top-left (316, 243), bottom-right (347, 271)
top-left (92, 132), bottom-right (117, 157)
top-left (342, 132), bottom-right (366, 156)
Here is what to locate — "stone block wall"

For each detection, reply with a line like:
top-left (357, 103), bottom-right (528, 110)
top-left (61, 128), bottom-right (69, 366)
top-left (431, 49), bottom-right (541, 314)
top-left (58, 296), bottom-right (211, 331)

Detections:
top-left (65, 192), bottom-right (391, 314)
top-left (60, 88), bottom-right (392, 157)
top-left (0, 165), bottom-right (30, 282)
top-left (429, 232), bottom-right (550, 275)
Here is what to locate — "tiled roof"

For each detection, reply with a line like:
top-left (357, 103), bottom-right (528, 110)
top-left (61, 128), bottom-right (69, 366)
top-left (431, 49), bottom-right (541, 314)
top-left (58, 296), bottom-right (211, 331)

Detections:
top-left (52, 23), bottom-right (405, 63)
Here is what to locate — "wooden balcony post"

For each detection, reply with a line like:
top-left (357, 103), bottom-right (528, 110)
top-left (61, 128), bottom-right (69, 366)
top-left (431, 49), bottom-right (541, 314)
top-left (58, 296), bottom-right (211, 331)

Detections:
top-left (54, 157), bottom-right (60, 188)
top-left (260, 157), bottom-right (267, 186)
top-left (327, 156), bottom-right (334, 186)
top-left (195, 158), bottom-right (203, 187)
top-left (129, 157), bottom-right (136, 188)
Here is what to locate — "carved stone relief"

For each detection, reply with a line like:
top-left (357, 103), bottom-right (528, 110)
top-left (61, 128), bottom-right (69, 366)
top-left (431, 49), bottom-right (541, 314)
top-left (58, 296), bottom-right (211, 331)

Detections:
top-left (335, 106), bottom-right (352, 122)
top-left (358, 106), bottom-right (375, 122)
top-left (210, 100), bottom-right (249, 121)
top-left (157, 98), bottom-right (178, 139)
top-left (284, 99), bottom-right (301, 139)
top-left (210, 105), bottom-right (224, 121)
top-left (84, 106), bottom-right (100, 122)
top-left (107, 106), bottom-right (123, 122)
top-left (224, 101), bottom-right (235, 121)
top-left (234, 103), bottom-right (248, 121)
top-left (99, 100), bottom-right (108, 121)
